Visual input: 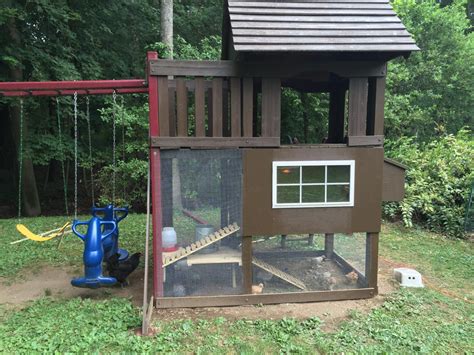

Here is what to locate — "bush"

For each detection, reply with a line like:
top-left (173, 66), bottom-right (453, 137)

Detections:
top-left (384, 129), bottom-right (473, 238)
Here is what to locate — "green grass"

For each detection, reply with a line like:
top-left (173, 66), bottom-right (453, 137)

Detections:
top-left (380, 222), bottom-right (474, 301)
top-left (0, 214), bottom-right (147, 279)
top-left (0, 215), bottom-right (473, 353)
top-left (0, 289), bottom-right (472, 353)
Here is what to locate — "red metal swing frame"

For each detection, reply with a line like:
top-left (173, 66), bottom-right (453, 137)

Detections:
top-left (0, 51), bottom-right (164, 299)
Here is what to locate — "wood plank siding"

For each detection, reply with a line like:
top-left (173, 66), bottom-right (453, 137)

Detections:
top-left (227, 0), bottom-right (419, 52)
top-left (149, 61), bottom-right (282, 146)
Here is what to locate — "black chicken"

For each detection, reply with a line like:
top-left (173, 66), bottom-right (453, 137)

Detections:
top-left (106, 252), bottom-right (141, 286)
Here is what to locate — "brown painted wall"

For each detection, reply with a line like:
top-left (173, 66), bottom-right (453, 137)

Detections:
top-left (382, 161), bottom-right (405, 202)
top-left (242, 147), bottom-right (384, 235)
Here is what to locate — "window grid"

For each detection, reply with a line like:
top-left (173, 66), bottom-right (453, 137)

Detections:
top-left (272, 160), bottom-right (355, 209)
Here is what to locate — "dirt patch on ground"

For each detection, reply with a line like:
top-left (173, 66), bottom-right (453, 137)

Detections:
top-left (156, 268), bottom-right (397, 330)
top-left (0, 266), bottom-right (149, 308)
top-left (0, 260), bottom-right (398, 330)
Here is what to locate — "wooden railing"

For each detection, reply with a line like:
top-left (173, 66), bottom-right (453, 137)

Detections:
top-left (149, 60), bottom-right (281, 148)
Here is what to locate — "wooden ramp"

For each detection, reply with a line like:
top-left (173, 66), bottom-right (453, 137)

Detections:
top-left (162, 223), bottom-right (240, 267)
top-left (252, 257), bottom-right (307, 291)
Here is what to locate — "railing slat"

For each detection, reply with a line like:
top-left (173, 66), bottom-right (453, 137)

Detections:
top-left (158, 77), bottom-right (170, 136)
top-left (231, 78), bottom-right (242, 137)
top-left (176, 78), bottom-right (188, 136)
top-left (212, 78), bottom-right (223, 137)
top-left (242, 78), bottom-right (254, 137)
top-left (195, 77), bottom-right (205, 137)
top-left (207, 87), bottom-right (213, 136)
top-left (168, 86), bottom-right (176, 136)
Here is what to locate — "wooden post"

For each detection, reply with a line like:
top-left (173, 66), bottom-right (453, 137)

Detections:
top-left (366, 232), bottom-right (379, 292)
top-left (261, 78), bottom-right (281, 138)
top-left (147, 52), bottom-right (164, 299)
top-left (308, 234), bottom-right (314, 246)
top-left (327, 87), bottom-right (346, 143)
top-left (324, 233), bottom-right (334, 259)
top-left (242, 235), bottom-right (253, 293)
top-left (280, 235), bottom-right (287, 249)
top-left (348, 78), bottom-right (368, 137)
top-left (366, 77), bottom-right (385, 136)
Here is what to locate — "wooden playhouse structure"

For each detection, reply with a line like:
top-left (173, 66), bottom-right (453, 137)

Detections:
top-left (0, 0), bottom-right (419, 309)
top-left (148, 0), bottom-right (418, 308)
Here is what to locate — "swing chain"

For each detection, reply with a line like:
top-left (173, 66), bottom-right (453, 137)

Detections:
top-left (56, 97), bottom-right (69, 215)
top-left (86, 96), bottom-right (95, 205)
top-left (74, 91), bottom-right (78, 219)
top-left (17, 99), bottom-right (24, 221)
top-left (112, 90), bottom-right (117, 205)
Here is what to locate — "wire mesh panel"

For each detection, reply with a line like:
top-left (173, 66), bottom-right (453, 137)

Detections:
top-left (333, 233), bottom-right (367, 277)
top-left (251, 233), bottom-right (367, 294)
top-left (160, 149), bottom-right (243, 297)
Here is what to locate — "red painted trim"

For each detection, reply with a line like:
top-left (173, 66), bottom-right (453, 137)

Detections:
top-left (0, 79), bottom-right (146, 92)
top-left (147, 51), bottom-right (163, 298)
top-left (1, 88), bottom-right (148, 97)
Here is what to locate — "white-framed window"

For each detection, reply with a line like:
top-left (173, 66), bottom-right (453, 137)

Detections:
top-left (272, 160), bottom-right (355, 208)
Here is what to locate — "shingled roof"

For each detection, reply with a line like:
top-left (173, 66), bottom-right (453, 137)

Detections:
top-left (226, 0), bottom-right (419, 52)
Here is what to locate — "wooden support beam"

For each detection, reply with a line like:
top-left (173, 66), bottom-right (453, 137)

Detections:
top-left (155, 288), bottom-right (376, 308)
top-left (347, 135), bottom-right (383, 146)
top-left (176, 78), bottom-right (188, 136)
top-left (151, 136), bottom-right (280, 148)
top-left (242, 236), bottom-right (253, 294)
top-left (261, 78), bottom-right (281, 138)
top-left (366, 76), bottom-right (386, 136)
top-left (324, 233), bottom-right (334, 259)
top-left (194, 77), bottom-right (205, 137)
top-left (366, 232), bottom-right (379, 291)
top-left (348, 77), bottom-right (368, 136)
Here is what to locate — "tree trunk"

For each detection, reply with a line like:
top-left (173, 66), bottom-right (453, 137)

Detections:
top-left (161, 0), bottom-right (173, 57)
top-left (160, 0), bottom-right (182, 210)
top-left (7, 19), bottom-right (41, 217)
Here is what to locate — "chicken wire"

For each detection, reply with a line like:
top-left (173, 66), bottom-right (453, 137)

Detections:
top-left (160, 149), bottom-right (243, 297)
top-left (252, 233), bottom-right (366, 294)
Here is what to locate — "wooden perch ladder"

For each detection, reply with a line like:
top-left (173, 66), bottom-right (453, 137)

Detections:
top-left (252, 257), bottom-right (307, 291)
top-left (162, 223), bottom-right (240, 267)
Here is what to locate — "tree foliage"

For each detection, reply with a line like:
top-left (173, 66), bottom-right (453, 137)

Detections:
top-left (385, 129), bottom-right (474, 238)
top-left (385, 0), bottom-right (474, 140)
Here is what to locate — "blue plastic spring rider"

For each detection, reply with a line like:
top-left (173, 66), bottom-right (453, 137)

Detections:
top-left (91, 205), bottom-right (129, 261)
top-left (71, 204), bottom-right (130, 288)
top-left (71, 217), bottom-right (118, 288)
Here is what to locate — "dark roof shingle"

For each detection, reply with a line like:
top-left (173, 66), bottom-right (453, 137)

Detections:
top-left (227, 0), bottom-right (419, 52)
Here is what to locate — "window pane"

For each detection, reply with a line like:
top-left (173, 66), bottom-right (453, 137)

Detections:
top-left (302, 185), bottom-right (325, 203)
top-left (327, 185), bottom-right (350, 202)
top-left (277, 166), bottom-right (300, 184)
top-left (277, 186), bottom-right (300, 204)
top-left (302, 166), bottom-right (325, 183)
top-left (327, 166), bottom-right (350, 183)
